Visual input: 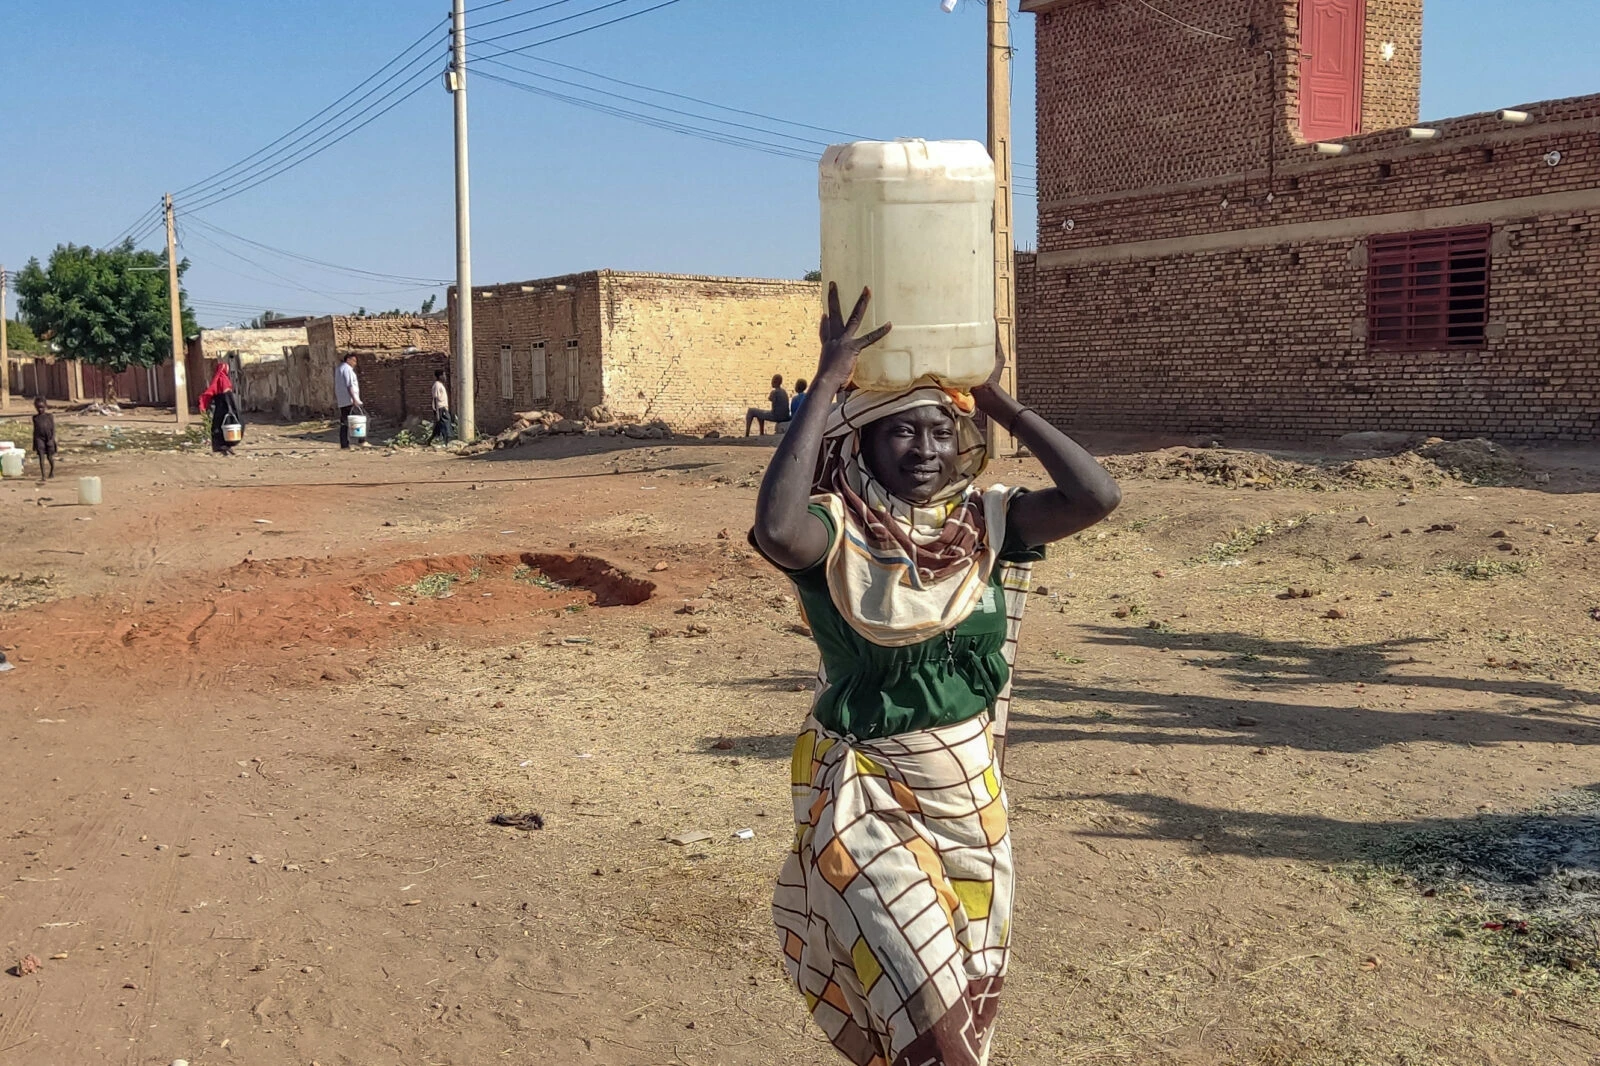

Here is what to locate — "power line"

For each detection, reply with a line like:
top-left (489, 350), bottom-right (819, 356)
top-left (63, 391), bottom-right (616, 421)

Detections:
top-left (475, 0), bottom-right (645, 46)
top-left (178, 70), bottom-right (437, 214)
top-left (476, 70), bottom-right (817, 160)
top-left (473, 0), bottom-right (690, 57)
top-left (105, 203), bottom-right (163, 249)
top-left (173, 18), bottom-right (449, 203)
top-left (184, 227), bottom-right (441, 299)
top-left (472, 54), bottom-right (828, 150)
top-left (186, 217), bottom-right (450, 286)
top-left (1122, 0), bottom-right (1235, 41)
top-left (476, 65), bottom-right (1037, 194)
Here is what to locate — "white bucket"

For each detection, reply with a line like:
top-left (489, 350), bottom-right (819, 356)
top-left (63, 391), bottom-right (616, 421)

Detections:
top-left (0, 449), bottom-right (23, 478)
top-left (348, 412), bottom-right (368, 441)
top-left (221, 415), bottom-right (243, 443)
top-left (78, 476), bottom-right (102, 505)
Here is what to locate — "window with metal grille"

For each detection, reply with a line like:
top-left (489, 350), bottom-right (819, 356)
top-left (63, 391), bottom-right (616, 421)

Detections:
top-left (529, 341), bottom-right (547, 402)
top-left (1368, 226), bottom-right (1491, 350)
top-left (499, 345), bottom-right (514, 400)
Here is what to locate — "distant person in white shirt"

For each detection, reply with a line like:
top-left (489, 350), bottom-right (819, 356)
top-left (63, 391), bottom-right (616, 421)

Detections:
top-left (428, 369), bottom-right (453, 445)
top-left (334, 353), bottom-right (363, 450)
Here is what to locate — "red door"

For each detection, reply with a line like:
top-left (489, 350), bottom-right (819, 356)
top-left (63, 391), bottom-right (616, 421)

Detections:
top-left (1299, 0), bottom-right (1365, 141)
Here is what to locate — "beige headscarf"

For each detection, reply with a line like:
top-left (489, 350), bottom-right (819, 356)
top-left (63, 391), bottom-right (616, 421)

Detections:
top-left (812, 385), bottom-right (1018, 647)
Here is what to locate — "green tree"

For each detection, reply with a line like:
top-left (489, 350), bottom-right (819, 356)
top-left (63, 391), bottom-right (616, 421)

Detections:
top-left (420, 294), bottom-right (437, 314)
top-left (803, 269), bottom-right (822, 282)
top-left (248, 310), bottom-right (286, 329)
top-left (3, 318), bottom-right (47, 354)
top-left (15, 240), bottom-right (199, 377)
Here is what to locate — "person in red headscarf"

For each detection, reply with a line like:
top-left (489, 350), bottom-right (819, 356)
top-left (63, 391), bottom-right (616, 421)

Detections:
top-left (198, 360), bottom-right (243, 456)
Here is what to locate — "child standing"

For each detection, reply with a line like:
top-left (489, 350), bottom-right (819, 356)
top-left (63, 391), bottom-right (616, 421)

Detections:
top-left (31, 397), bottom-right (56, 480)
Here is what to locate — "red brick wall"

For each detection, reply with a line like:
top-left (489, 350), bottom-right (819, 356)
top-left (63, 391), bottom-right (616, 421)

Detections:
top-left (1025, 0), bottom-right (1422, 202)
top-left (1019, 94), bottom-right (1600, 442)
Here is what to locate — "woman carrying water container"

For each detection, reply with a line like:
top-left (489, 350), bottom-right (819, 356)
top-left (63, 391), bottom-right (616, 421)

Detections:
top-left (751, 141), bottom-right (1122, 1066)
top-left (198, 360), bottom-right (242, 456)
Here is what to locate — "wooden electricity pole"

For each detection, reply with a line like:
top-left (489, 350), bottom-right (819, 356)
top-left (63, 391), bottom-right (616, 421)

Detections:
top-left (164, 195), bottom-right (190, 426)
top-left (987, 0), bottom-right (1018, 457)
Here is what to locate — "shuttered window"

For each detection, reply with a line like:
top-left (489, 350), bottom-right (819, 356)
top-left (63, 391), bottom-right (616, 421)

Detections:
top-left (530, 342), bottom-right (547, 402)
top-left (499, 345), bottom-right (514, 400)
top-left (1368, 226), bottom-right (1491, 350)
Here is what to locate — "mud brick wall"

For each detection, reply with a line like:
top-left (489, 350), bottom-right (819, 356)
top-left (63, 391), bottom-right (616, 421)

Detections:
top-left (599, 274), bottom-right (820, 435)
top-left (450, 273), bottom-right (607, 433)
top-left (332, 316), bottom-right (450, 355)
top-left (1024, 0), bottom-right (1423, 202)
top-left (357, 352), bottom-right (452, 427)
top-left (298, 315), bottom-right (451, 420)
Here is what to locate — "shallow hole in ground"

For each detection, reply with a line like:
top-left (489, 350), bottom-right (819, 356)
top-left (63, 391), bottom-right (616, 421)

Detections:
top-left (370, 552), bottom-right (654, 607)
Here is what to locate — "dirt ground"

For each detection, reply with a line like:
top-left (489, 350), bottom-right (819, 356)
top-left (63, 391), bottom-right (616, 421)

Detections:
top-left (1, 410), bottom-right (1598, 1066)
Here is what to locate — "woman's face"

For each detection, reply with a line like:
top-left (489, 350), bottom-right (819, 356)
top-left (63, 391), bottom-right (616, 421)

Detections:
top-left (861, 406), bottom-right (959, 505)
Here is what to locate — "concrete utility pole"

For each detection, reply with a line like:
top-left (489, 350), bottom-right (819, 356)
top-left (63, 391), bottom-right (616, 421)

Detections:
top-left (450, 0), bottom-right (477, 443)
top-left (164, 194), bottom-right (189, 426)
top-left (987, 0), bottom-right (1018, 457)
top-left (1, 264), bottom-right (10, 413)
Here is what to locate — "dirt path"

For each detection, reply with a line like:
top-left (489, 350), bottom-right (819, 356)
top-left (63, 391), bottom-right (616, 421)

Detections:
top-left (2, 422), bottom-right (1598, 1065)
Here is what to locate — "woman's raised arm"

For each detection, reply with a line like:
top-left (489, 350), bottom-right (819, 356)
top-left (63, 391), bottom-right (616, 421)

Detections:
top-left (752, 284), bottom-right (890, 571)
top-left (972, 351), bottom-right (1122, 546)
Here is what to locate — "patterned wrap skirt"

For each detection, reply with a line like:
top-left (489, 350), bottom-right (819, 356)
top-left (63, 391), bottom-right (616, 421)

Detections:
top-left (773, 713), bottom-right (1013, 1066)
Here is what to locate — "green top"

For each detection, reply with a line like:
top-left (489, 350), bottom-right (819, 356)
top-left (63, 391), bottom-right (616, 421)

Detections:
top-left (783, 500), bottom-right (1044, 742)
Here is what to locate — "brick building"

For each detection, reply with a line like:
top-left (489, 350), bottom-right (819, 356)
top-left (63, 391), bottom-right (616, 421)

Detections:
top-left (450, 270), bottom-right (820, 436)
top-left (298, 314), bottom-right (450, 424)
top-left (1017, 0), bottom-right (1600, 442)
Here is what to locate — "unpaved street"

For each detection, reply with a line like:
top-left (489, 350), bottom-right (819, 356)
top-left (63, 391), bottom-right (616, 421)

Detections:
top-left (2, 415), bottom-right (1598, 1066)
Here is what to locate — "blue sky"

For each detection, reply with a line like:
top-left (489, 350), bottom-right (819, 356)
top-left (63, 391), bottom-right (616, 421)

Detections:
top-left (4, 0), bottom-right (1597, 327)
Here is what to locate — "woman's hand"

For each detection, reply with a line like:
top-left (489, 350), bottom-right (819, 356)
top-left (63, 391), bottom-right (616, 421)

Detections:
top-left (816, 283), bottom-right (891, 390)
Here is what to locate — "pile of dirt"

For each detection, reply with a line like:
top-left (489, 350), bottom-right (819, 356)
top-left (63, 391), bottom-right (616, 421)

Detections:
top-left (1101, 448), bottom-right (1329, 489)
top-left (488, 409), bottom-right (673, 451)
top-left (1415, 437), bottom-right (1525, 485)
top-left (1105, 439), bottom-right (1525, 491)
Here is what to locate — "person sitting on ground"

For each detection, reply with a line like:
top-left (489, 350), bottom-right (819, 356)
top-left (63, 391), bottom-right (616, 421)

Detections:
top-left (198, 360), bottom-right (242, 456)
top-left (31, 397), bottom-right (57, 481)
top-left (428, 369), bottom-right (453, 445)
top-left (789, 378), bottom-right (809, 420)
top-left (746, 374), bottom-right (791, 436)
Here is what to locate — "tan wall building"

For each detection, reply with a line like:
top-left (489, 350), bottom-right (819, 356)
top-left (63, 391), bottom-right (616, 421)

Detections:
top-left (299, 314), bottom-right (450, 421)
top-left (451, 270), bottom-right (820, 436)
top-left (192, 326), bottom-right (309, 419)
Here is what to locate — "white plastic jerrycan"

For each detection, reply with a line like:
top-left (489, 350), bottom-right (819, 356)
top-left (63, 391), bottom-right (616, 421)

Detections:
top-left (820, 139), bottom-right (996, 391)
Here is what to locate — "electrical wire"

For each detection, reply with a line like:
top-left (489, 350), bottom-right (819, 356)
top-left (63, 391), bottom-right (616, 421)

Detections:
top-left (475, 62), bottom-right (1037, 193)
top-left (184, 228), bottom-right (441, 300)
top-left (472, 0), bottom-right (690, 57)
top-left (172, 18), bottom-right (449, 204)
top-left (105, 203), bottom-right (163, 249)
top-left (476, 70), bottom-right (816, 160)
top-left (186, 217), bottom-right (450, 286)
top-left (471, 54), bottom-right (828, 150)
top-left (178, 69), bottom-right (437, 214)
top-left (1123, 0), bottom-right (1235, 41)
